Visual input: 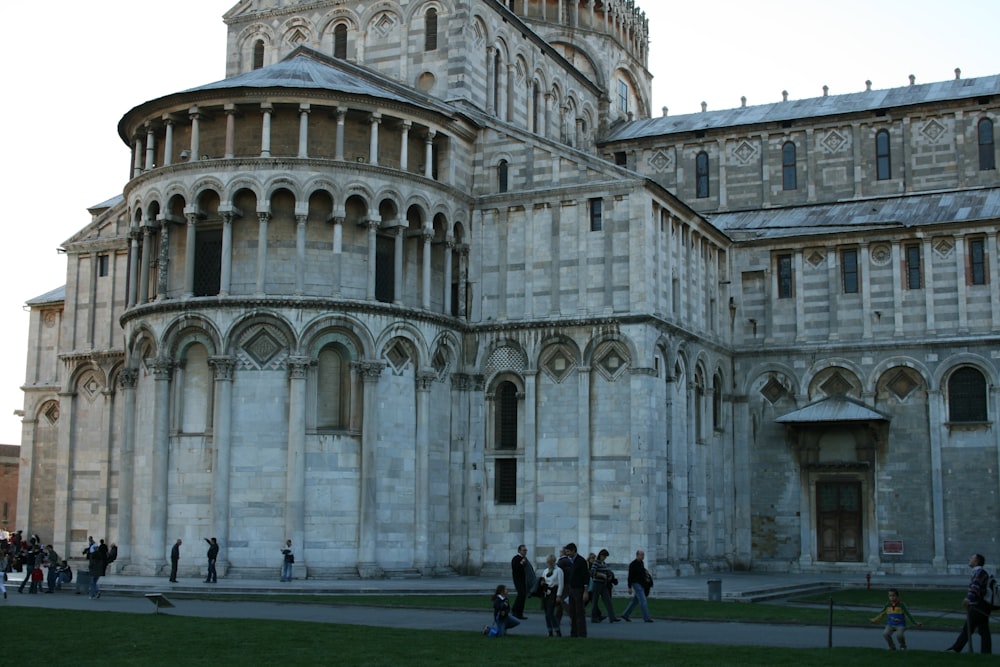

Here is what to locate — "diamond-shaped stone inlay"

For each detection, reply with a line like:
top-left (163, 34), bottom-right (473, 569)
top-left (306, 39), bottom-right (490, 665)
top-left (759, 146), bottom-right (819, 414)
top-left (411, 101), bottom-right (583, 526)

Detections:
top-left (245, 329), bottom-right (282, 367)
top-left (43, 401), bottom-right (60, 425)
top-left (870, 243), bottom-right (891, 265)
top-left (648, 149), bottom-right (673, 172)
top-left (540, 345), bottom-right (577, 384)
top-left (374, 13), bottom-right (396, 37)
top-left (594, 343), bottom-right (629, 382)
top-left (760, 377), bottom-right (787, 404)
top-left (81, 375), bottom-right (102, 402)
top-left (920, 119), bottom-right (947, 143)
top-left (888, 371), bottom-right (919, 400)
top-left (821, 130), bottom-right (847, 154)
top-left (821, 371), bottom-right (853, 397)
top-left (432, 347), bottom-right (450, 378)
top-left (385, 341), bottom-right (412, 374)
top-left (289, 28), bottom-right (307, 44)
top-left (806, 250), bottom-right (825, 267)
top-left (733, 140), bottom-right (758, 165)
top-left (934, 237), bottom-right (954, 258)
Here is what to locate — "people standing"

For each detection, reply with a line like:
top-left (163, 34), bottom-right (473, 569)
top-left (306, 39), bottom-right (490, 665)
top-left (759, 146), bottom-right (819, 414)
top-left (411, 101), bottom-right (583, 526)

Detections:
top-left (17, 545), bottom-right (37, 594)
top-left (621, 549), bottom-right (654, 623)
top-left (204, 537), bottom-right (219, 583)
top-left (540, 553), bottom-right (565, 637)
top-left (280, 539), bottom-right (294, 582)
top-left (169, 538), bottom-right (182, 583)
top-left (563, 542), bottom-right (590, 638)
top-left (510, 544), bottom-right (529, 619)
top-left (590, 548), bottom-right (619, 623)
top-left (44, 544), bottom-right (59, 593)
top-left (88, 539), bottom-right (108, 599)
top-left (947, 553), bottom-right (993, 653)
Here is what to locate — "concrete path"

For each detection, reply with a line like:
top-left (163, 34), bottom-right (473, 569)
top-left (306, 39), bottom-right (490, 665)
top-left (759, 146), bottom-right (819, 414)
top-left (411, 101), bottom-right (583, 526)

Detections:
top-left (1, 570), bottom-right (974, 652)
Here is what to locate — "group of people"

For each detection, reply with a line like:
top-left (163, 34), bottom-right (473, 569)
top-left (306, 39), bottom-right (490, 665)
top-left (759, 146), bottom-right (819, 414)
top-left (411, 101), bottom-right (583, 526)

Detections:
top-left (166, 537), bottom-right (294, 583)
top-left (497, 543), bottom-right (655, 638)
top-left (0, 530), bottom-right (114, 600)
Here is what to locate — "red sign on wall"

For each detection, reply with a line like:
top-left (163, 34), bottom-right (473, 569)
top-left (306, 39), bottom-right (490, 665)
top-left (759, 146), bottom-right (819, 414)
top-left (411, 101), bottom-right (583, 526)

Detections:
top-left (882, 540), bottom-right (904, 555)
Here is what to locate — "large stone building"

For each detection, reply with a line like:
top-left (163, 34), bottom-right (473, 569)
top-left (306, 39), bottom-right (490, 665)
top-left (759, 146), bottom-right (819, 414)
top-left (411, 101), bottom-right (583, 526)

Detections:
top-left (17, 0), bottom-right (1000, 579)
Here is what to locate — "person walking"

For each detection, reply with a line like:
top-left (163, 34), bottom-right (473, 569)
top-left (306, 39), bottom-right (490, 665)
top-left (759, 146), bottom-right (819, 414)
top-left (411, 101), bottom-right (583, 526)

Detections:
top-left (947, 553), bottom-right (992, 653)
top-left (621, 549), bottom-right (654, 623)
top-left (563, 542), bottom-right (590, 638)
top-left (89, 540), bottom-right (108, 599)
top-left (280, 540), bottom-right (294, 582)
top-left (589, 548), bottom-right (619, 623)
top-left (204, 537), bottom-right (219, 583)
top-left (169, 538), bottom-right (182, 583)
top-left (510, 544), bottom-right (530, 619)
top-left (44, 544), bottom-right (59, 593)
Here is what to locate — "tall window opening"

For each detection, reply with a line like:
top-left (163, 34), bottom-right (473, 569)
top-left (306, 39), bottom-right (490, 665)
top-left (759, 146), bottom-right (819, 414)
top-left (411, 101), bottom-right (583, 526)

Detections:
top-left (495, 381), bottom-right (518, 450)
top-left (424, 8), bottom-right (438, 51)
top-left (979, 118), bottom-right (996, 171)
top-left (498, 160), bottom-right (509, 193)
top-left (334, 24), bottom-right (347, 59)
top-left (589, 198), bottom-right (603, 231)
top-left (905, 244), bottom-right (922, 289)
top-left (252, 40), bottom-right (265, 70)
top-left (317, 345), bottom-right (352, 430)
top-left (948, 366), bottom-right (988, 422)
top-left (782, 141), bottom-right (797, 190)
top-left (969, 237), bottom-right (987, 285)
top-left (696, 151), bottom-right (709, 198)
top-left (876, 129), bottom-right (891, 180)
top-left (193, 229), bottom-right (222, 296)
top-left (777, 253), bottom-right (793, 298)
top-left (841, 248), bottom-right (858, 294)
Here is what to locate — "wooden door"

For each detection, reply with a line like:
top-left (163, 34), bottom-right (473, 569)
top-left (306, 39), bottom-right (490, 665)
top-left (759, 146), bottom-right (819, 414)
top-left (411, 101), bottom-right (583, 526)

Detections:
top-left (816, 481), bottom-right (863, 562)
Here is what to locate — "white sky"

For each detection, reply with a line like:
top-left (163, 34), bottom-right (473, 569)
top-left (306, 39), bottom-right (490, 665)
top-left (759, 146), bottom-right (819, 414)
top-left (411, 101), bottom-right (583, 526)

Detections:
top-left (0, 0), bottom-right (997, 445)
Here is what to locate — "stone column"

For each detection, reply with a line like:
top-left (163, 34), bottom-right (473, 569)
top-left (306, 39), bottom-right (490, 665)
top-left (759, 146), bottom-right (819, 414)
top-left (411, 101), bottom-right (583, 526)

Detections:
top-left (132, 137), bottom-right (144, 178)
top-left (163, 118), bottom-right (174, 166)
top-left (285, 357), bottom-right (310, 574)
top-left (260, 103), bottom-right (273, 158)
top-left (208, 356), bottom-right (235, 576)
top-left (458, 244), bottom-right (469, 319)
top-left (156, 218), bottom-right (171, 300)
top-left (486, 47), bottom-right (496, 116)
top-left (369, 112), bottom-right (381, 165)
top-left (189, 107), bottom-right (201, 162)
top-left (139, 224), bottom-right (153, 304)
top-left (224, 105), bottom-right (236, 159)
top-left (219, 211), bottom-right (233, 296)
top-left (414, 372), bottom-right (435, 573)
top-left (335, 108), bottom-right (346, 161)
top-left (183, 212), bottom-right (197, 298)
top-left (149, 358), bottom-right (174, 574)
top-left (297, 104), bottom-right (310, 158)
top-left (356, 361), bottom-right (386, 577)
top-left (393, 226), bottom-right (404, 304)
top-left (256, 211), bottom-right (270, 296)
top-left (424, 130), bottom-right (436, 179)
top-left (506, 64), bottom-right (516, 122)
top-left (127, 228), bottom-right (140, 307)
top-left (400, 120), bottom-right (411, 171)
top-left (576, 366), bottom-right (592, 549)
top-left (365, 219), bottom-right (379, 300)
top-left (117, 369), bottom-right (138, 568)
top-left (522, 372), bottom-right (537, 559)
top-left (421, 229), bottom-right (432, 309)
top-left (544, 93), bottom-right (553, 140)
top-left (443, 239), bottom-right (454, 315)
top-left (927, 389), bottom-right (947, 568)
top-left (331, 215), bottom-right (344, 296)
top-left (145, 124), bottom-right (156, 171)
top-left (295, 213), bottom-right (307, 295)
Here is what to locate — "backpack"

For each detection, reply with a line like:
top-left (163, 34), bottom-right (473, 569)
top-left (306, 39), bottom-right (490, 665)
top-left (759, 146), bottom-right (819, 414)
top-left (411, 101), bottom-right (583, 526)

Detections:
top-left (987, 571), bottom-right (1000, 611)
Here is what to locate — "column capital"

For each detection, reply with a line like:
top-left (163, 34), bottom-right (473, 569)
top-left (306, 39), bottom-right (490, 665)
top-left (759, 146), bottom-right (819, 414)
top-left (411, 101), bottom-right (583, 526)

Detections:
top-left (208, 356), bottom-right (236, 381)
top-left (369, 112), bottom-right (382, 124)
top-left (425, 130), bottom-right (437, 142)
top-left (298, 103), bottom-right (311, 113)
top-left (258, 211), bottom-right (271, 224)
top-left (148, 358), bottom-right (175, 379)
top-left (287, 356), bottom-right (312, 380)
top-left (416, 371), bottom-right (436, 392)
top-left (353, 360), bottom-right (386, 382)
top-left (118, 368), bottom-right (139, 390)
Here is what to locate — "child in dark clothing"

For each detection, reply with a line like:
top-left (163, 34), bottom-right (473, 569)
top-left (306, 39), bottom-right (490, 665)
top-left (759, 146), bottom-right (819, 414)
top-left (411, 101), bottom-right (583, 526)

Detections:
top-left (870, 588), bottom-right (922, 650)
top-left (491, 584), bottom-right (520, 637)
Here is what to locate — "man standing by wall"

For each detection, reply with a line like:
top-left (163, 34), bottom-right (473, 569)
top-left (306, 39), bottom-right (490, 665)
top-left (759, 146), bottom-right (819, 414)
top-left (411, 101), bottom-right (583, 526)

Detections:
top-left (204, 537), bottom-right (219, 583)
top-left (169, 538), bottom-right (182, 583)
top-left (563, 542), bottom-right (590, 638)
top-left (510, 543), bottom-right (529, 619)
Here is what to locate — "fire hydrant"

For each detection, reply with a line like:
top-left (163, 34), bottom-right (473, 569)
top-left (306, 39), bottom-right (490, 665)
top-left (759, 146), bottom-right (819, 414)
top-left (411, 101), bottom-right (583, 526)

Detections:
top-left (866, 572), bottom-right (871, 590)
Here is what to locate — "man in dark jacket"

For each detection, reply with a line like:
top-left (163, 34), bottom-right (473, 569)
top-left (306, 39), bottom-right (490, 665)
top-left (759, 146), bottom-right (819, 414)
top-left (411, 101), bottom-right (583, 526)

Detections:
top-left (204, 537), bottom-right (219, 583)
top-left (947, 553), bottom-right (992, 653)
top-left (169, 538), bottom-right (182, 582)
top-left (563, 542), bottom-right (590, 638)
top-left (510, 544), bottom-right (529, 619)
top-left (620, 549), bottom-right (654, 622)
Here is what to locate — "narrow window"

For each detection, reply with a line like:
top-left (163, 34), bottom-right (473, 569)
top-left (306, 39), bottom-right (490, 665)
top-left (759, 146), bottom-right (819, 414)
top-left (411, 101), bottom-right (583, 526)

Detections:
top-left (424, 8), bottom-right (438, 52)
top-left (497, 160), bottom-right (509, 193)
top-left (495, 458), bottom-right (517, 504)
top-left (589, 198), bottom-right (603, 232)
top-left (777, 253), bottom-right (793, 298)
top-left (334, 24), bottom-right (347, 59)
top-left (493, 51), bottom-right (502, 115)
top-left (531, 82), bottom-right (540, 133)
top-left (495, 381), bottom-right (518, 450)
top-left (712, 373), bottom-right (723, 432)
top-left (317, 345), bottom-right (351, 429)
top-left (905, 244), bottom-right (921, 289)
top-left (696, 151), bottom-right (710, 198)
top-left (193, 229), bottom-right (222, 296)
top-left (876, 129), bottom-right (891, 180)
top-left (782, 141), bottom-right (797, 190)
top-left (252, 40), bottom-right (265, 70)
top-left (969, 237), bottom-right (987, 285)
top-left (694, 370), bottom-right (705, 442)
top-left (97, 254), bottom-right (110, 277)
top-left (841, 248), bottom-right (858, 294)
top-left (979, 118), bottom-right (996, 171)
top-left (948, 366), bottom-right (988, 422)
top-left (617, 79), bottom-right (629, 114)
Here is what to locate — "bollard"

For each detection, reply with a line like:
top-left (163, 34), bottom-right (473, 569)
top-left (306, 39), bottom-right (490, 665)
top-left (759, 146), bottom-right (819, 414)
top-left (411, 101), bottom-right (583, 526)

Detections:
top-left (866, 572), bottom-right (871, 590)
top-left (707, 578), bottom-right (722, 602)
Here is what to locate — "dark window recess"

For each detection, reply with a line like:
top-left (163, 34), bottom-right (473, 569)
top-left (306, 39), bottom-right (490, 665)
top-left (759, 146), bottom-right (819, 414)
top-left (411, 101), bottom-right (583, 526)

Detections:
top-left (949, 367), bottom-right (988, 422)
top-left (495, 458), bottom-right (517, 504)
top-left (614, 152), bottom-right (627, 166)
top-left (589, 198), bottom-right (603, 232)
top-left (905, 244), bottom-right (921, 290)
top-left (496, 381), bottom-right (518, 449)
top-left (777, 253), bottom-right (793, 298)
top-left (782, 142), bottom-right (797, 191)
top-left (841, 249), bottom-right (858, 294)
top-left (193, 230), bottom-right (222, 296)
top-left (498, 160), bottom-right (509, 193)
top-left (876, 129), bottom-right (891, 180)
top-left (253, 41), bottom-right (264, 70)
top-left (970, 238), bottom-right (986, 285)
top-left (424, 8), bottom-right (438, 51)
top-left (979, 118), bottom-right (995, 171)
top-left (696, 152), bottom-right (709, 198)
top-left (374, 235), bottom-right (394, 303)
top-left (97, 254), bottom-right (110, 277)
top-left (334, 25), bottom-right (347, 59)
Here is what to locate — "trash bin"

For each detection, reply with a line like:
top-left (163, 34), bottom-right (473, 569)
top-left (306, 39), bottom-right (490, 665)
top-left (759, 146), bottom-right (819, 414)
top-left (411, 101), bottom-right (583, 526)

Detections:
top-left (707, 578), bottom-right (722, 602)
top-left (76, 570), bottom-right (91, 595)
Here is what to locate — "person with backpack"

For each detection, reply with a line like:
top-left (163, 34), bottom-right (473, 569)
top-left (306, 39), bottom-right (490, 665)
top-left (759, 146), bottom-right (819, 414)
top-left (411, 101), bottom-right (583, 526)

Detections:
top-left (946, 553), bottom-right (992, 653)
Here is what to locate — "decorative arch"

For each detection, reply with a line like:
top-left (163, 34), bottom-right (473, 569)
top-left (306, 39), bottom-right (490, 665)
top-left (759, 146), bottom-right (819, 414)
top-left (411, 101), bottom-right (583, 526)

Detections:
top-left (225, 310), bottom-right (297, 366)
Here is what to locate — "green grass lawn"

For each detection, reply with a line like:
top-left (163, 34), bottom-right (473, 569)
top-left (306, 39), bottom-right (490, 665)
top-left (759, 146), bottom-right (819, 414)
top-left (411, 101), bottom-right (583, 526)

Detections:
top-left (7, 607), bottom-right (991, 667)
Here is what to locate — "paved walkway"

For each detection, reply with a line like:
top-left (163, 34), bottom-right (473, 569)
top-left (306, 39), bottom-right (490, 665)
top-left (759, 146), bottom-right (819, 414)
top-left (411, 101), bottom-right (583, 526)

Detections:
top-left (0, 570), bottom-right (975, 652)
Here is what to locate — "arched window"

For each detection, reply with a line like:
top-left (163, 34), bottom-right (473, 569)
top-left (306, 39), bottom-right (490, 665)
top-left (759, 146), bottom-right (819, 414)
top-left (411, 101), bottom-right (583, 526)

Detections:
top-left (497, 160), bottom-right (509, 193)
top-left (948, 366), bottom-right (988, 422)
top-left (696, 151), bottom-right (709, 198)
top-left (179, 343), bottom-right (212, 433)
top-left (333, 24), bottom-right (348, 59)
top-left (424, 8), bottom-right (438, 51)
top-left (495, 381), bottom-right (518, 450)
top-left (252, 40), bottom-right (265, 70)
top-left (712, 372), bottom-right (723, 431)
top-left (782, 141), bottom-right (797, 190)
top-left (875, 129), bottom-right (891, 180)
top-left (317, 344), bottom-right (352, 429)
top-left (979, 118), bottom-right (995, 171)
top-left (531, 82), bottom-right (540, 133)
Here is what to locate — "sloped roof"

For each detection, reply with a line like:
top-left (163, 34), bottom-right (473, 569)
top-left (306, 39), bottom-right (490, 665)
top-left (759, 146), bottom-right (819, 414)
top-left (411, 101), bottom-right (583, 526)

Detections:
top-left (605, 74), bottom-right (1000, 142)
top-left (26, 285), bottom-right (65, 306)
top-left (709, 187), bottom-right (1000, 241)
top-left (775, 397), bottom-right (890, 424)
